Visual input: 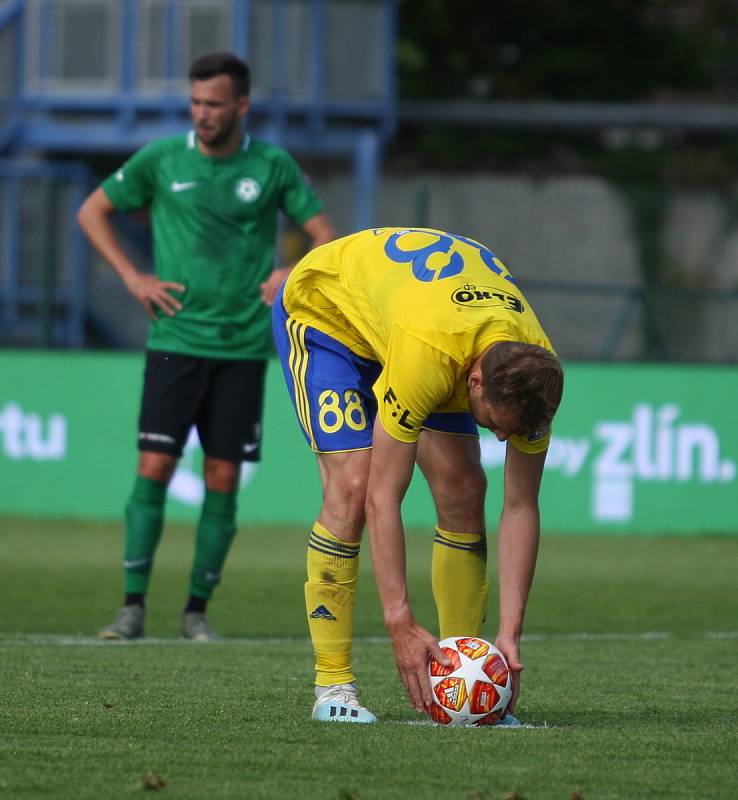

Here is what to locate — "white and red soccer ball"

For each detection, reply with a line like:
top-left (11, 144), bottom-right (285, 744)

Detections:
top-left (427, 636), bottom-right (512, 726)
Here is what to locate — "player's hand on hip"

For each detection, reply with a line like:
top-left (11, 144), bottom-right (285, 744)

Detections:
top-left (126, 272), bottom-right (185, 319)
top-left (388, 621), bottom-right (451, 712)
top-left (260, 266), bottom-right (291, 307)
top-left (494, 632), bottom-right (523, 712)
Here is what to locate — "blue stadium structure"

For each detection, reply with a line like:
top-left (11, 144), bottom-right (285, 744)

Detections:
top-left (0, 0), bottom-right (397, 346)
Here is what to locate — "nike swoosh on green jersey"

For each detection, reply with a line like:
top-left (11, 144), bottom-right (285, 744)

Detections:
top-left (171, 181), bottom-right (197, 192)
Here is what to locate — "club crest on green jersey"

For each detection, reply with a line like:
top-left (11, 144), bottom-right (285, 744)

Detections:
top-left (236, 178), bottom-right (261, 202)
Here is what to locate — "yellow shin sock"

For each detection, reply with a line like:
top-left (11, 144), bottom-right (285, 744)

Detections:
top-left (305, 521), bottom-right (360, 687)
top-left (431, 527), bottom-right (489, 639)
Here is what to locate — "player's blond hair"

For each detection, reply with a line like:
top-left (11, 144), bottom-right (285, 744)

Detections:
top-left (480, 342), bottom-right (564, 435)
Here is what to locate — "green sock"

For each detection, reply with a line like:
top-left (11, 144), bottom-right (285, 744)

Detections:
top-left (189, 489), bottom-right (238, 600)
top-left (123, 475), bottom-right (167, 595)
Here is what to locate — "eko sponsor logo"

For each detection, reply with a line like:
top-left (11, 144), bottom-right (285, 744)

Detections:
top-left (450, 284), bottom-right (524, 312)
top-left (480, 403), bottom-right (736, 523)
top-left (0, 403), bottom-right (67, 460)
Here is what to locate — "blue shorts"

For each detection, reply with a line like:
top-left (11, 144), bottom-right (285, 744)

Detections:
top-left (272, 287), bottom-right (478, 453)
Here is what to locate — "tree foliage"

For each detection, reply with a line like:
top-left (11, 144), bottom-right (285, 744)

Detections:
top-left (397, 0), bottom-right (738, 101)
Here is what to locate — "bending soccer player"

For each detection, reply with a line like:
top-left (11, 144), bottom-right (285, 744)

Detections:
top-left (272, 227), bottom-right (563, 722)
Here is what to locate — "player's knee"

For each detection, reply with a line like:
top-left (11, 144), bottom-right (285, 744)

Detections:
top-left (204, 458), bottom-right (240, 493)
top-left (138, 452), bottom-right (177, 484)
top-left (433, 465), bottom-right (487, 523)
top-left (324, 471), bottom-right (368, 524)
top-left (465, 467), bottom-right (488, 505)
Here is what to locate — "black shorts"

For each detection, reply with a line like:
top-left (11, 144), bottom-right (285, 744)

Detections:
top-left (137, 350), bottom-right (266, 463)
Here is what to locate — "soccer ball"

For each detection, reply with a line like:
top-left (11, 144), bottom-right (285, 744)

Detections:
top-left (427, 636), bottom-right (512, 726)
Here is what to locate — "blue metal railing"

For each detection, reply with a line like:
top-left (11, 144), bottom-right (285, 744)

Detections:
top-left (0, 0), bottom-right (23, 152)
top-left (0, 159), bottom-right (91, 347)
top-left (12, 0), bottom-right (396, 154)
top-left (0, 0), bottom-right (398, 349)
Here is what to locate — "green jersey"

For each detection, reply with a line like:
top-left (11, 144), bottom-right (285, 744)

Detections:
top-left (102, 131), bottom-right (324, 359)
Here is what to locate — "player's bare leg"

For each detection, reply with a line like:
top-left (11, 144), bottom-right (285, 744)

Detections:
top-left (308, 449), bottom-right (376, 723)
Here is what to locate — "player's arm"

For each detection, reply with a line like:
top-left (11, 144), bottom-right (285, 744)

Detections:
top-left (77, 186), bottom-right (184, 319)
top-left (260, 212), bottom-right (337, 306)
top-left (301, 211), bottom-right (337, 248)
top-left (365, 419), bottom-right (450, 712)
top-left (495, 443), bottom-right (547, 712)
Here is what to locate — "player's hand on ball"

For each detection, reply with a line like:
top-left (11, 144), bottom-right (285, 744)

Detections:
top-left (494, 633), bottom-right (523, 712)
top-left (388, 620), bottom-right (451, 712)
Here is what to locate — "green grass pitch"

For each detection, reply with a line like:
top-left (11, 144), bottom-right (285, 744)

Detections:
top-left (1, 517), bottom-right (737, 799)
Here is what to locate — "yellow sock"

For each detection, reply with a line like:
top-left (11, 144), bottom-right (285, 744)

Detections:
top-left (432, 527), bottom-right (489, 639)
top-left (305, 521), bottom-right (360, 687)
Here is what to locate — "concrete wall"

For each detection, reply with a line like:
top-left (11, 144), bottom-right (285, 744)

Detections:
top-left (316, 169), bottom-right (738, 361)
top-left (88, 169), bottom-right (738, 361)
top-left (317, 172), bottom-right (646, 359)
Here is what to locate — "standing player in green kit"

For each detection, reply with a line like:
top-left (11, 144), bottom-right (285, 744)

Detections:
top-left (78, 52), bottom-right (336, 641)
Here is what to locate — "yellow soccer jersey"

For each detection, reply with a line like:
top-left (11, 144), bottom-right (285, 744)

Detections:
top-left (282, 227), bottom-right (555, 452)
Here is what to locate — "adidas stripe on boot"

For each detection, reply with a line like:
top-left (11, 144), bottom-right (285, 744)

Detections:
top-left (312, 683), bottom-right (377, 723)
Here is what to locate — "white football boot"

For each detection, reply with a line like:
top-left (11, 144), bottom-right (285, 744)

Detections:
top-left (312, 683), bottom-right (377, 723)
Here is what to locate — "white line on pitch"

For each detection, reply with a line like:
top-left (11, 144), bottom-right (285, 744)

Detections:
top-left (391, 719), bottom-right (553, 729)
top-left (1, 630), bottom-right (736, 647)
top-left (522, 631), bottom-right (671, 642)
top-left (0, 634), bottom-right (314, 646)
